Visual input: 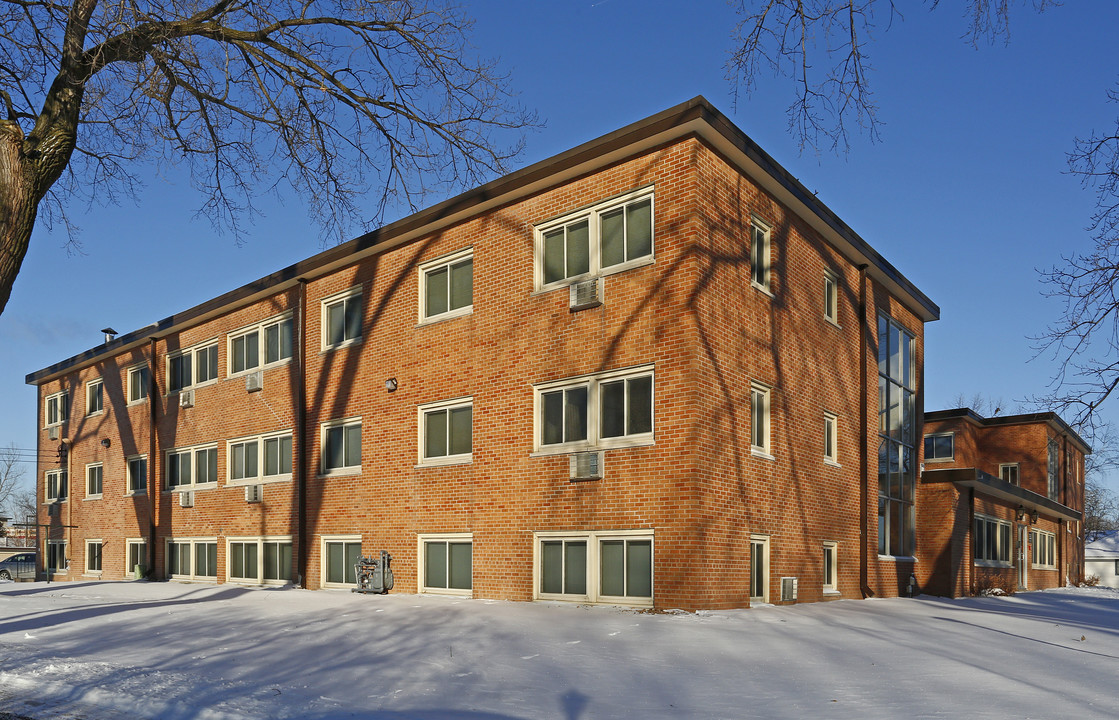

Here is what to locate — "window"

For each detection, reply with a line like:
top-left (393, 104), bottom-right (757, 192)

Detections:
top-left (824, 412), bottom-right (838, 464)
top-left (750, 383), bottom-right (771, 456)
top-left (537, 189), bottom-right (654, 288)
top-left (878, 316), bottom-right (917, 558)
top-left (166, 445), bottom-right (218, 489)
top-left (86, 463), bottom-right (103, 498)
top-left (923, 433), bottom-right (954, 462)
top-left (420, 249), bottom-right (473, 321)
top-left (168, 342), bottom-right (218, 392)
top-left (323, 537), bottom-right (362, 586)
top-left (419, 399), bottom-right (472, 465)
top-left (86, 379), bottom-right (103, 416)
top-left (127, 455), bottom-right (147, 494)
top-left (750, 218), bottom-right (771, 292)
top-left (167, 539), bottom-right (217, 580)
top-left (824, 270), bottom-right (839, 324)
top-left (1047, 439), bottom-right (1059, 501)
top-left (229, 314), bottom-right (294, 374)
top-left (535, 530), bottom-right (653, 606)
top-left (974, 515), bottom-right (1012, 565)
top-left (823, 542), bottom-right (838, 592)
top-left (1000, 463), bottom-right (1020, 486)
top-left (45, 391), bottom-right (69, 427)
top-left (535, 366), bottom-right (654, 452)
top-left (321, 419), bottom-right (361, 474)
top-left (228, 537), bottom-right (292, 584)
top-left (322, 288), bottom-right (362, 349)
top-left (229, 432), bottom-right (292, 484)
top-left (126, 539), bottom-right (146, 577)
top-left (419, 534), bottom-right (473, 594)
top-left (48, 541), bottom-right (67, 574)
top-left (128, 365), bottom-right (149, 404)
top-left (750, 535), bottom-right (769, 603)
top-left (1030, 529), bottom-right (1057, 569)
top-left (45, 469), bottom-right (67, 502)
top-left (85, 540), bottom-right (103, 574)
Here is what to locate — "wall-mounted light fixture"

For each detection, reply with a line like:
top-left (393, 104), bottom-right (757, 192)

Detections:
top-left (385, 378), bottom-right (398, 393)
top-left (101, 438), bottom-right (111, 448)
top-left (1030, 510), bottom-right (1039, 524)
top-left (1016, 505), bottom-right (1026, 521)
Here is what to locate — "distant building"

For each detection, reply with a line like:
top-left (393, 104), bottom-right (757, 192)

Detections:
top-left (1084, 531), bottom-right (1119, 588)
top-left (919, 409), bottom-right (1087, 596)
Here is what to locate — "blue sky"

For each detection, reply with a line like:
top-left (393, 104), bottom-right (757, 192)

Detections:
top-left (2, 1), bottom-right (1118, 490)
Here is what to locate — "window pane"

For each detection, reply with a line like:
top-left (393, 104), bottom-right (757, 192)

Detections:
top-left (232, 444), bottom-right (246, 480)
top-left (600, 208), bottom-right (625, 268)
top-left (626, 199), bottom-right (652, 260)
top-left (425, 409), bottom-right (448, 458)
top-left (564, 541), bottom-right (587, 595)
top-left (449, 258), bottom-right (473, 311)
top-left (328, 302), bottom-right (345, 346)
top-left (198, 346), bottom-right (217, 382)
top-left (344, 297), bottom-right (362, 341)
top-left (751, 542), bottom-right (764, 598)
top-left (245, 440), bottom-right (258, 478)
top-left (565, 387), bottom-right (588, 443)
top-left (627, 540), bottom-right (652, 597)
top-left (425, 542), bottom-right (448, 588)
top-left (232, 543), bottom-right (245, 578)
top-left (326, 427), bottom-right (343, 469)
top-left (543, 229), bottom-right (566, 284)
top-left (542, 541), bottom-right (562, 594)
top-left (245, 332), bottom-right (259, 370)
top-left (889, 501), bottom-right (903, 557)
top-left (180, 453), bottom-right (191, 486)
top-left (627, 376), bottom-right (653, 435)
top-left (600, 540), bottom-right (625, 596)
top-left (245, 543), bottom-right (258, 579)
top-left (266, 543), bottom-right (292, 581)
top-left (232, 335), bottom-right (247, 373)
top-left (327, 543), bottom-right (343, 584)
top-left (449, 406), bottom-right (472, 456)
top-left (566, 220), bottom-right (590, 277)
top-left (427, 266), bottom-right (449, 316)
top-left (601, 380), bottom-right (625, 438)
top-left (280, 436), bottom-right (292, 475)
top-left (448, 542), bottom-right (472, 590)
top-left (542, 391), bottom-right (564, 445)
top-left (265, 438), bottom-right (279, 476)
top-left (345, 424), bottom-right (362, 467)
top-left (344, 542), bottom-right (361, 585)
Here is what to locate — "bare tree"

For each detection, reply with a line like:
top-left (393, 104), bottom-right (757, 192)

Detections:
top-left (0, 0), bottom-right (536, 316)
top-left (1085, 476), bottom-right (1119, 541)
top-left (945, 392), bottom-right (1011, 417)
top-left (0, 443), bottom-right (25, 515)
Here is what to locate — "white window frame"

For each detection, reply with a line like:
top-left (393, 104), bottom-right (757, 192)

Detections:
top-left (750, 216), bottom-right (772, 293)
top-left (924, 432), bottom-right (955, 462)
top-left (418, 398), bottom-right (473, 467)
top-left (822, 541), bottom-right (838, 594)
top-left (750, 382), bottom-right (772, 458)
top-left (86, 379), bottom-right (104, 417)
top-left (824, 411), bottom-right (839, 465)
top-left (166, 538), bottom-right (219, 582)
top-left (126, 454), bottom-right (147, 495)
top-left (532, 365), bottom-right (655, 454)
top-left (321, 286), bottom-right (363, 351)
top-left (533, 529), bottom-right (654, 607)
top-left (85, 462), bottom-right (103, 499)
top-left (823, 269), bottom-right (839, 325)
top-left (320, 418), bottom-right (361, 476)
top-left (85, 539), bottom-right (103, 576)
top-left (227, 431), bottom-right (293, 486)
top-left (126, 538), bottom-right (147, 578)
top-left (45, 468), bottom-right (67, 502)
top-left (534, 187), bottom-right (655, 291)
top-left (1031, 529), bottom-right (1057, 569)
top-left (417, 533), bottom-right (473, 597)
top-left (974, 514), bottom-right (1013, 567)
top-left (44, 390), bottom-right (69, 428)
top-left (47, 540), bottom-right (67, 574)
top-left (228, 312), bottom-right (294, 376)
top-left (999, 463), bottom-right (1020, 486)
top-left (127, 364), bottom-right (150, 405)
top-left (164, 443), bottom-right (219, 491)
top-left (167, 340), bottom-right (219, 393)
top-left (418, 247), bottom-right (474, 324)
top-left (321, 534), bottom-right (363, 589)
top-left (750, 534), bottom-right (770, 604)
top-left (226, 535), bottom-right (294, 585)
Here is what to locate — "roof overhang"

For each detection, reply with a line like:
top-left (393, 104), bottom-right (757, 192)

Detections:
top-left (922, 467), bottom-right (1082, 523)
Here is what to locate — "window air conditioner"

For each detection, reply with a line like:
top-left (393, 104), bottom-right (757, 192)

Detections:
top-left (179, 389), bottom-right (195, 408)
top-left (47, 503), bottom-right (59, 517)
top-left (569, 278), bottom-right (603, 311)
top-left (780, 577), bottom-right (798, 602)
top-left (245, 484), bottom-right (263, 503)
top-left (47, 426), bottom-right (59, 441)
top-left (179, 491), bottom-right (194, 508)
top-left (245, 371), bottom-right (263, 393)
top-left (569, 451), bottom-right (603, 481)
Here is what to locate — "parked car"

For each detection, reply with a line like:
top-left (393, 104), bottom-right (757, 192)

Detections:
top-left (0, 552), bottom-right (37, 580)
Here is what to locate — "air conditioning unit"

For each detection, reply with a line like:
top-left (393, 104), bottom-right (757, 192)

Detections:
top-left (179, 389), bottom-right (195, 408)
top-left (569, 451), bottom-right (603, 481)
top-left (47, 503), bottom-right (59, 517)
top-left (780, 577), bottom-right (798, 602)
top-left (179, 491), bottom-right (194, 508)
top-left (569, 278), bottom-right (603, 311)
top-left (245, 371), bottom-right (263, 393)
top-left (245, 484), bottom-right (263, 503)
top-left (47, 426), bottom-right (59, 440)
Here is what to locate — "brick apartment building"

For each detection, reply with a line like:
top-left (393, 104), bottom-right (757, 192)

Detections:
top-left (27, 97), bottom-right (943, 610)
top-left (919, 409), bottom-right (1087, 596)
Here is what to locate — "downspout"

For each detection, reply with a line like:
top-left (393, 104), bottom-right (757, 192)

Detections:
top-left (35, 390), bottom-right (43, 580)
top-left (858, 264), bottom-right (872, 598)
top-left (147, 338), bottom-right (158, 577)
top-left (296, 279), bottom-right (308, 588)
top-left (967, 487), bottom-right (975, 596)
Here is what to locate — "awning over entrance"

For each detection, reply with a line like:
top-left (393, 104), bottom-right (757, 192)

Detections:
top-left (921, 468), bottom-right (1082, 523)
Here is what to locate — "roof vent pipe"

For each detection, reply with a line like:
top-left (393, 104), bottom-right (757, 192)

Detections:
top-left (101, 327), bottom-right (117, 344)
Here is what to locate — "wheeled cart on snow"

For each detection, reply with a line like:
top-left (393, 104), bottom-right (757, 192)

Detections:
top-left (352, 550), bottom-right (394, 594)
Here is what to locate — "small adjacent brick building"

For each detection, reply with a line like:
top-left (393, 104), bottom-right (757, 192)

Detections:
top-left (26, 97), bottom-right (948, 609)
top-left (918, 408), bottom-right (1087, 596)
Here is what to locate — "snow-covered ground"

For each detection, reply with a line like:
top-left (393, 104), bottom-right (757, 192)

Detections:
top-left (1, 582), bottom-right (1117, 719)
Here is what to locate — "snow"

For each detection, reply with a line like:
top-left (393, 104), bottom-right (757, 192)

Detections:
top-left (1085, 530), bottom-right (1119, 558)
top-left (1, 582), bottom-right (1118, 719)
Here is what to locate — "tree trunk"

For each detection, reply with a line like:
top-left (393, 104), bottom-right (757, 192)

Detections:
top-left (0, 121), bottom-right (38, 318)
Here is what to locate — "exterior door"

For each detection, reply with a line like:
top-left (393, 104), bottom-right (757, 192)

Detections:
top-left (1017, 524), bottom-right (1029, 591)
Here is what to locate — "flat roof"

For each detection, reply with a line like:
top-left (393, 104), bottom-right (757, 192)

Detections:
top-left (27, 96), bottom-right (940, 385)
top-left (925, 407), bottom-right (1091, 455)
